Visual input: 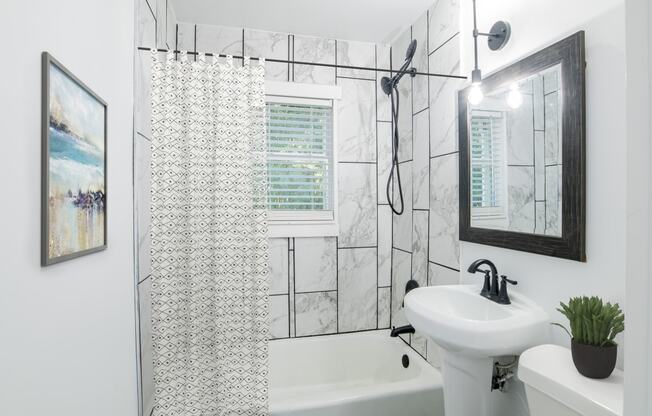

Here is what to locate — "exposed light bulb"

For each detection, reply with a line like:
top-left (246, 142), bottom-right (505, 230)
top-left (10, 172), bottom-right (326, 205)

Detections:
top-left (506, 83), bottom-right (523, 109)
top-left (468, 84), bottom-right (484, 105)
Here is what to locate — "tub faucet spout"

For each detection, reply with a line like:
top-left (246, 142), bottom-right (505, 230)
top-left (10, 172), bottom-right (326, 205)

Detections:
top-left (390, 325), bottom-right (415, 337)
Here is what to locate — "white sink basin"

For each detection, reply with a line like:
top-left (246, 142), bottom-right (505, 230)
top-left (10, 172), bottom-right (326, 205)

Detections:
top-left (404, 284), bottom-right (549, 358)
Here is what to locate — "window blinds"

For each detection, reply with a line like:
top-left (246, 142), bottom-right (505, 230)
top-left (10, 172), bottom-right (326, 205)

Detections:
top-left (470, 111), bottom-right (506, 216)
top-left (265, 102), bottom-right (334, 214)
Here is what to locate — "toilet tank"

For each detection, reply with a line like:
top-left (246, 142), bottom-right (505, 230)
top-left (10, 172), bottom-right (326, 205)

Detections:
top-left (518, 344), bottom-right (623, 416)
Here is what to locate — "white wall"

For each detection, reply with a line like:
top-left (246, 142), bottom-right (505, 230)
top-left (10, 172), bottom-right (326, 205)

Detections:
top-left (459, 0), bottom-right (627, 365)
top-left (0, 1), bottom-right (137, 416)
top-left (624, 0), bottom-right (652, 413)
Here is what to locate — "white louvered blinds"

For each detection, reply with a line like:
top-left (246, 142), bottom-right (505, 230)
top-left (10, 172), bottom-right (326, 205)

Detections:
top-left (470, 110), bottom-right (507, 219)
top-left (265, 100), bottom-right (335, 221)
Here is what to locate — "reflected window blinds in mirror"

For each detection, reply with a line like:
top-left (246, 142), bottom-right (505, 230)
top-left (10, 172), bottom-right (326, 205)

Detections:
top-left (469, 65), bottom-right (562, 237)
top-left (459, 32), bottom-right (586, 262)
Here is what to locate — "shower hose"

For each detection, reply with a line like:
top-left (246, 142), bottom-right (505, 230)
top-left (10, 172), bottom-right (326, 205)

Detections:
top-left (386, 83), bottom-right (405, 215)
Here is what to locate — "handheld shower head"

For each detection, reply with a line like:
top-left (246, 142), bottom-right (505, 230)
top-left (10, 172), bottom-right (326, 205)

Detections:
top-left (383, 39), bottom-right (419, 216)
top-left (405, 39), bottom-right (417, 62)
top-left (380, 40), bottom-right (418, 95)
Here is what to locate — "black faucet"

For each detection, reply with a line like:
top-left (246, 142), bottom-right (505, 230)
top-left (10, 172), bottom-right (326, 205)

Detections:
top-left (467, 259), bottom-right (518, 304)
top-left (467, 259), bottom-right (499, 299)
top-left (391, 325), bottom-right (415, 337)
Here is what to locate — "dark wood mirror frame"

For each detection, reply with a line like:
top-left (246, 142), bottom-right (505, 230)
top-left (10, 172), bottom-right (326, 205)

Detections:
top-left (458, 31), bottom-right (586, 262)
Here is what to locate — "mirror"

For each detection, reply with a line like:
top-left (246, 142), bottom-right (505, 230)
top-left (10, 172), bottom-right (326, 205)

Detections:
top-left (459, 32), bottom-right (586, 261)
top-left (469, 64), bottom-right (562, 236)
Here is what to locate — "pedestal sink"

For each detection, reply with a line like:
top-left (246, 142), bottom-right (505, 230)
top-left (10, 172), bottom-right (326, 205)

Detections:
top-left (404, 285), bottom-right (549, 416)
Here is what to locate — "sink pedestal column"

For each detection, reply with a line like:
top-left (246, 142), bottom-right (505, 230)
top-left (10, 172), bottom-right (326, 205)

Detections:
top-left (440, 351), bottom-right (529, 416)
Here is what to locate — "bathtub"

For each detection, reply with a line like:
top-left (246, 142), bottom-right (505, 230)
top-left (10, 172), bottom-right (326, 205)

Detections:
top-left (268, 330), bottom-right (445, 416)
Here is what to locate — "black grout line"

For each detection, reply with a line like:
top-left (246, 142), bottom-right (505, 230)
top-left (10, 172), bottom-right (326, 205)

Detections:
top-left (286, 238), bottom-right (291, 338)
top-left (426, 8), bottom-right (432, 289)
top-left (336, 75), bottom-right (376, 82)
top-left (408, 24), bottom-right (415, 353)
top-left (388, 43), bottom-right (394, 330)
top-left (288, 34), bottom-right (292, 82)
top-left (280, 327), bottom-right (390, 340)
top-left (295, 289), bottom-right (338, 295)
top-left (338, 160), bottom-right (376, 164)
top-left (292, 237), bottom-right (297, 337)
top-left (532, 83), bottom-right (538, 232)
top-left (193, 24), bottom-right (197, 61)
top-left (165, 0), bottom-right (169, 49)
top-left (375, 43), bottom-right (380, 331)
top-left (413, 106), bottom-right (429, 117)
top-left (137, 131), bottom-right (151, 142)
top-left (393, 246), bottom-right (413, 255)
top-left (335, 236), bottom-right (339, 333)
top-left (428, 260), bottom-right (460, 272)
top-left (429, 150), bottom-right (459, 159)
top-left (338, 245), bottom-right (377, 250)
top-left (174, 23), bottom-right (179, 61)
top-left (428, 31), bottom-right (460, 57)
top-left (335, 40), bottom-right (338, 87)
top-left (334, 40), bottom-right (338, 84)
top-left (153, 6), bottom-right (158, 49)
top-left (138, 274), bottom-right (152, 285)
top-left (270, 293), bottom-right (289, 297)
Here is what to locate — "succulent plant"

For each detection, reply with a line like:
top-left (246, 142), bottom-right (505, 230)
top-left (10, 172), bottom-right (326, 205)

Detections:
top-left (552, 296), bottom-right (625, 347)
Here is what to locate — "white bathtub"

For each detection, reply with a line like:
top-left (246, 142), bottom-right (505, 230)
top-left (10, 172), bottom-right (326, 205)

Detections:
top-left (268, 330), bottom-right (445, 416)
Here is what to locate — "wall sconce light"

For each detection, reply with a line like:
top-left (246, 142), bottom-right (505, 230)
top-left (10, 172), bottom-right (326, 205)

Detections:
top-left (468, 0), bottom-right (511, 105)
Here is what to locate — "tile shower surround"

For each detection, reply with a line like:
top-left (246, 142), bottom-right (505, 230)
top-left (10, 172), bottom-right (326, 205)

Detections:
top-left (390, 0), bottom-right (463, 364)
top-left (134, 4), bottom-right (463, 407)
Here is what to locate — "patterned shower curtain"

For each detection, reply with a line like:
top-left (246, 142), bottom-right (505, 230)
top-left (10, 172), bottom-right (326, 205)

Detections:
top-left (149, 50), bottom-right (270, 416)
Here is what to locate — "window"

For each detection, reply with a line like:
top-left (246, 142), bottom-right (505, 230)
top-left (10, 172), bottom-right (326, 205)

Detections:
top-left (470, 110), bottom-right (507, 222)
top-left (265, 82), bottom-right (342, 237)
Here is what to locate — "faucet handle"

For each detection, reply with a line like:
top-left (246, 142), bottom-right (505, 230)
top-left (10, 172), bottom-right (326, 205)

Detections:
top-left (480, 270), bottom-right (491, 298)
top-left (497, 275), bottom-right (517, 305)
top-left (500, 275), bottom-right (518, 285)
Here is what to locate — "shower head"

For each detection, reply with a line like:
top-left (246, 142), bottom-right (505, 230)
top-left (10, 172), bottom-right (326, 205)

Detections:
top-left (405, 39), bottom-right (417, 62)
top-left (381, 40), bottom-right (418, 95)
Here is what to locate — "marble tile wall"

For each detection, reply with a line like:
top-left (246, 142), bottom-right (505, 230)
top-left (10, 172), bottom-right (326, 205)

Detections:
top-left (504, 68), bottom-right (562, 235)
top-left (135, 14), bottom-right (394, 350)
top-left (390, 0), bottom-right (462, 366)
top-left (134, 1), bottom-right (176, 415)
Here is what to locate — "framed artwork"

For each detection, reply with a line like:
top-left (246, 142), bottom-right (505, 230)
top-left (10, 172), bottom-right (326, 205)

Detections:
top-left (41, 52), bottom-right (107, 266)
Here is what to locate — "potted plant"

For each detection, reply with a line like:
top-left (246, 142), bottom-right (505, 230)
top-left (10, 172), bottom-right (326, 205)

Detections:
top-left (552, 296), bottom-right (625, 379)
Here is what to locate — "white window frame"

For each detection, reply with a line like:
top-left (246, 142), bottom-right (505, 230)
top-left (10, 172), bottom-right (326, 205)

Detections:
top-left (469, 109), bottom-right (509, 227)
top-left (265, 81), bottom-right (342, 238)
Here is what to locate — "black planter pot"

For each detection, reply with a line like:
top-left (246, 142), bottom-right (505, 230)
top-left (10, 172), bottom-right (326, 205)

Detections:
top-left (570, 339), bottom-right (617, 379)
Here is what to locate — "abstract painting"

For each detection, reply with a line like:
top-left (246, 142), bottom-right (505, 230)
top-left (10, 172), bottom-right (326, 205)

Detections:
top-left (42, 53), bottom-right (107, 265)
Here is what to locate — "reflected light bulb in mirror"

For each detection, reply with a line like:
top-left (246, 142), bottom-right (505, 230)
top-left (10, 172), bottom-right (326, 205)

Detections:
top-left (468, 84), bottom-right (484, 105)
top-left (506, 83), bottom-right (523, 109)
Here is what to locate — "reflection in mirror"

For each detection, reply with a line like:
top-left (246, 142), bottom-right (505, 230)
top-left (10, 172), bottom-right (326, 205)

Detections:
top-left (469, 64), bottom-right (562, 236)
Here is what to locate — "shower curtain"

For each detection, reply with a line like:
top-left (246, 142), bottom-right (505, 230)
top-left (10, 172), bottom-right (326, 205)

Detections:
top-left (149, 51), bottom-right (270, 416)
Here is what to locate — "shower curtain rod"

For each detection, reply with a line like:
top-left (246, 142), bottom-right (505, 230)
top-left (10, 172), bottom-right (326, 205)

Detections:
top-left (138, 47), bottom-right (468, 80)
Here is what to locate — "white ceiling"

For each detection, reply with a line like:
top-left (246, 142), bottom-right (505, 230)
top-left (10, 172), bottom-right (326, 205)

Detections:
top-left (171, 0), bottom-right (436, 44)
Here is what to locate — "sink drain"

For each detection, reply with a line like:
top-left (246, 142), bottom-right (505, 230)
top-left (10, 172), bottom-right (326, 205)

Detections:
top-left (402, 354), bottom-right (410, 368)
